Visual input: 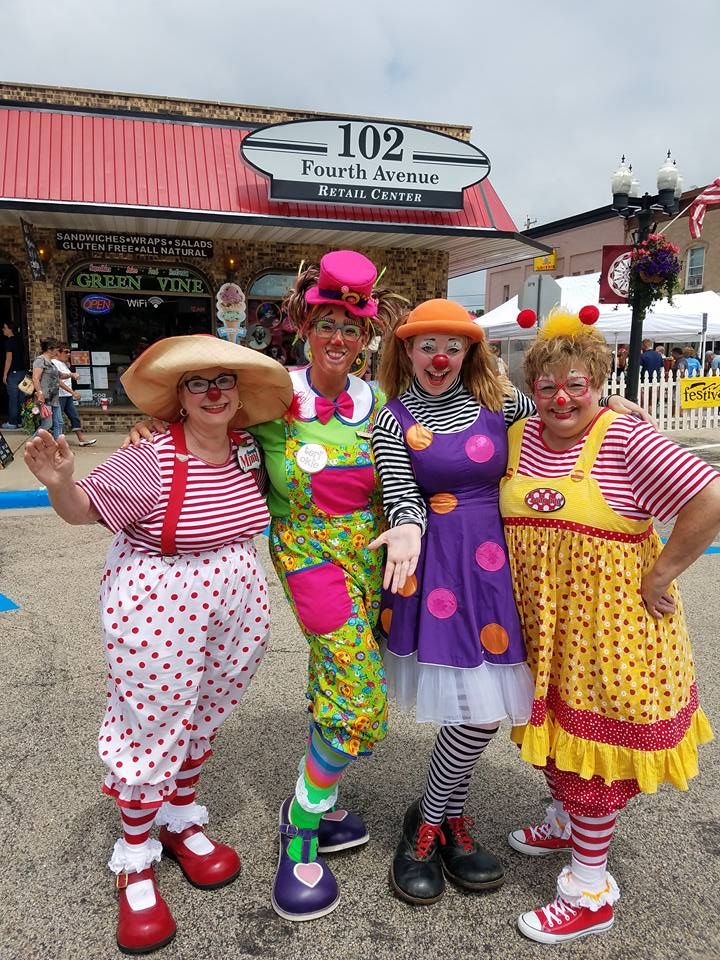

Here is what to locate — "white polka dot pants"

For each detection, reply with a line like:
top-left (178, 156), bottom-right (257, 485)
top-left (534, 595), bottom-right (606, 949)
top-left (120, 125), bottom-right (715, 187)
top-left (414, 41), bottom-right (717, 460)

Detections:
top-left (98, 538), bottom-right (269, 807)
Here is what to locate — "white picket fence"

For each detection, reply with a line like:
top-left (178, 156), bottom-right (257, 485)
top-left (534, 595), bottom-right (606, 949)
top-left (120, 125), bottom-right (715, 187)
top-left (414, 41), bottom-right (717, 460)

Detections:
top-left (607, 369), bottom-right (720, 432)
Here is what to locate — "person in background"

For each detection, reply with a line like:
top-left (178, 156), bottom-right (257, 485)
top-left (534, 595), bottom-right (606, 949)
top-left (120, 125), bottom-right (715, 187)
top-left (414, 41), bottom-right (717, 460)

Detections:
top-left (711, 349), bottom-right (720, 373)
top-left (703, 351), bottom-right (715, 376)
top-left (683, 346), bottom-right (701, 376)
top-left (24, 335), bottom-right (292, 954)
top-left (490, 342), bottom-right (508, 377)
top-left (614, 344), bottom-right (628, 375)
top-left (499, 309), bottom-right (719, 944)
top-left (671, 346), bottom-right (687, 376)
top-left (31, 337), bottom-right (62, 438)
top-left (52, 342), bottom-right (96, 446)
top-left (639, 338), bottom-right (663, 380)
top-left (2, 319), bottom-right (25, 430)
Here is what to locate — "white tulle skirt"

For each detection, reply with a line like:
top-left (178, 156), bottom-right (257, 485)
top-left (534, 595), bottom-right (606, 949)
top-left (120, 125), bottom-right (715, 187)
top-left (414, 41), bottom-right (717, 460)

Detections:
top-left (384, 648), bottom-right (535, 726)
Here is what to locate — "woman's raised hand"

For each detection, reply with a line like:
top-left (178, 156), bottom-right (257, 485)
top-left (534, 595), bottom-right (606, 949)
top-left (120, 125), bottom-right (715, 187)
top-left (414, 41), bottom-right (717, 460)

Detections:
top-left (122, 418), bottom-right (168, 448)
top-left (24, 430), bottom-right (74, 488)
top-left (368, 523), bottom-right (422, 594)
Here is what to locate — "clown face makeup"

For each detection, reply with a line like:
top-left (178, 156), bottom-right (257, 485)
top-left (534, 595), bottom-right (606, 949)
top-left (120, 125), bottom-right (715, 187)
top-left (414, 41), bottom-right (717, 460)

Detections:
top-left (532, 361), bottom-right (603, 448)
top-left (406, 334), bottom-right (468, 395)
top-left (307, 305), bottom-right (368, 380)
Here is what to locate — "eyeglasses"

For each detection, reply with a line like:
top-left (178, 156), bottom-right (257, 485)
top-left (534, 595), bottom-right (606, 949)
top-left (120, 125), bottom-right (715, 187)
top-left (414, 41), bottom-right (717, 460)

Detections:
top-left (533, 375), bottom-right (591, 400)
top-left (182, 373), bottom-right (237, 394)
top-left (312, 319), bottom-right (364, 342)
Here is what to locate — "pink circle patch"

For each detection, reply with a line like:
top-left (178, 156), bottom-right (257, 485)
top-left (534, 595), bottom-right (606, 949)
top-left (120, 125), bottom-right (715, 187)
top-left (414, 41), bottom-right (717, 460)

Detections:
top-left (465, 434), bottom-right (495, 463)
top-left (426, 588), bottom-right (458, 619)
top-left (475, 541), bottom-right (506, 572)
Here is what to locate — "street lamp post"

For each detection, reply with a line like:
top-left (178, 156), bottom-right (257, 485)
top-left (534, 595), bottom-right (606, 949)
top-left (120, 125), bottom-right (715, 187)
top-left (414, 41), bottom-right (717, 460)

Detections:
top-left (611, 152), bottom-right (683, 402)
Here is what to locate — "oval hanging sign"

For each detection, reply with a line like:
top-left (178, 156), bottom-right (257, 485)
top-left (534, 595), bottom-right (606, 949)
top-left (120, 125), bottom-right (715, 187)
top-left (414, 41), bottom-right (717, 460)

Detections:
top-left (240, 118), bottom-right (491, 211)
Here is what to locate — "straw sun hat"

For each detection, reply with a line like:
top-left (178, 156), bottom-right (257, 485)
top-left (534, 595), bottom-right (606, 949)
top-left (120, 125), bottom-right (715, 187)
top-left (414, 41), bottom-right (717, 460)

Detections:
top-left (120, 334), bottom-right (293, 429)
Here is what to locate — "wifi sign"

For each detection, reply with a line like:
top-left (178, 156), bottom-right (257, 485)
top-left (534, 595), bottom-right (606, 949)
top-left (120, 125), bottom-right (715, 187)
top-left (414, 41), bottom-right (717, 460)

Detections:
top-left (149, 297), bottom-right (164, 309)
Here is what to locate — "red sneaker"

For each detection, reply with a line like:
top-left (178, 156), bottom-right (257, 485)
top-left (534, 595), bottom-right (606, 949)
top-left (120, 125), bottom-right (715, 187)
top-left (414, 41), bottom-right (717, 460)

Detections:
top-left (518, 896), bottom-right (614, 944)
top-left (508, 819), bottom-right (572, 856)
top-left (159, 824), bottom-right (241, 890)
top-left (116, 867), bottom-right (176, 955)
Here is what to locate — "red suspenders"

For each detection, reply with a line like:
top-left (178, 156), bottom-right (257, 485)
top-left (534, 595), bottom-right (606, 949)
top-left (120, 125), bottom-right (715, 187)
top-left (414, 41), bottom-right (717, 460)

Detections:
top-left (159, 421), bottom-right (189, 559)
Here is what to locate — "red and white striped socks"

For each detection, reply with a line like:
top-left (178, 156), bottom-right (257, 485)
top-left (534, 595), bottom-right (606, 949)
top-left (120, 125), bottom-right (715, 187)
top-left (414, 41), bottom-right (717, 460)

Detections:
top-left (120, 806), bottom-right (158, 848)
top-left (569, 812), bottom-right (616, 888)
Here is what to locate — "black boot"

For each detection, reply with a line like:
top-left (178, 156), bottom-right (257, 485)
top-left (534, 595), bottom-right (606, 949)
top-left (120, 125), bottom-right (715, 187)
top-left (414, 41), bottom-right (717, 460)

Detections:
top-left (390, 800), bottom-right (446, 904)
top-left (440, 815), bottom-right (505, 891)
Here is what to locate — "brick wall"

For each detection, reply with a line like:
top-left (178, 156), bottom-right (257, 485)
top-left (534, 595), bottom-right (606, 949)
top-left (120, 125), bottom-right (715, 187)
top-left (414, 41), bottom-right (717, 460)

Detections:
top-left (0, 82), bottom-right (471, 141)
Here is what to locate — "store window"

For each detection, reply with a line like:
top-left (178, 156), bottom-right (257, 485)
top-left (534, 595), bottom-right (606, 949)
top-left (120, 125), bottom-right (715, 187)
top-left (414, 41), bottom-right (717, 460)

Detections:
top-left (685, 247), bottom-right (705, 291)
top-left (64, 262), bottom-right (212, 406)
top-left (245, 270), bottom-right (301, 367)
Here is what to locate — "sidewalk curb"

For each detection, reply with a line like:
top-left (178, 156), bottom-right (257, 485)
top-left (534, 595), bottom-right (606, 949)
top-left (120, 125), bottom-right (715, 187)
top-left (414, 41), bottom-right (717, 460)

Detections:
top-left (0, 489), bottom-right (50, 509)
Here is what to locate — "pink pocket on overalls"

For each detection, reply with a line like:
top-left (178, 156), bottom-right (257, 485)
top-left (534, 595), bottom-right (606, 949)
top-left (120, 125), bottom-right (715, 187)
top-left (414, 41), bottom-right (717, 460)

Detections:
top-left (286, 562), bottom-right (352, 635)
top-left (311, 465), bottom-right (375, 516)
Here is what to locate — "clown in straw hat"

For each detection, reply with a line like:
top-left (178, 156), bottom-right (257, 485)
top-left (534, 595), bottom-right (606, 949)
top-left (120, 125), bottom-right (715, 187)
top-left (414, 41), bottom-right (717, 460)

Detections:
top-left (24, 335), bottom-right (291, 953)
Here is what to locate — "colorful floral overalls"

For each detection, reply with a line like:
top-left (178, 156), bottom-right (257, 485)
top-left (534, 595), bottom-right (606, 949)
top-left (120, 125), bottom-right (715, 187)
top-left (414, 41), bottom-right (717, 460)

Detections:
top-left (269, 370), bottom-right (388, 757)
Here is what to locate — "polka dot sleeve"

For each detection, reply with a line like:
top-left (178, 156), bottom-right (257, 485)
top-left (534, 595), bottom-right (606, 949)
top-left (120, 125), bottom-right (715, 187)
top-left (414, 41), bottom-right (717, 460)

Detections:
top-left (623, 420), bottom-right (719, 521)
top-left (77, 442), bottom-right (162, 533)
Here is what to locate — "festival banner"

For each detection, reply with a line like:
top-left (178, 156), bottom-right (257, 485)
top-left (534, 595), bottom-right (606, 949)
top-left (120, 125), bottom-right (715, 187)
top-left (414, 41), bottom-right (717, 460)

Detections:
top-left (599, 245), bottom-right (632, 304)
top-left (680, 377), bottom-right (720, 409)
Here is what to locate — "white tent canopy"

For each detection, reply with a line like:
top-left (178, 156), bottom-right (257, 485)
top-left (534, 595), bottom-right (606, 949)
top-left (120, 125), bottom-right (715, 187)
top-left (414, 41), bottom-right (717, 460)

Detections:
top-left (476, 273), bottom-right (720, 342)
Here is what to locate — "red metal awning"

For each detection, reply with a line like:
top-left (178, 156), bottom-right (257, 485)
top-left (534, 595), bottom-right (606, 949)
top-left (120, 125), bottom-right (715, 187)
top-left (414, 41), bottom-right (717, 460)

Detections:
top-left (0, 105), bottom-right (548, 274)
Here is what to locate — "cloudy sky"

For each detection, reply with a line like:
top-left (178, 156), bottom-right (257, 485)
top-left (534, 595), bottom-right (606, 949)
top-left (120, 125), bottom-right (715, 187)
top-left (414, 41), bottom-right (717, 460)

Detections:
top-left (4, 0), bottom-right (718, 309)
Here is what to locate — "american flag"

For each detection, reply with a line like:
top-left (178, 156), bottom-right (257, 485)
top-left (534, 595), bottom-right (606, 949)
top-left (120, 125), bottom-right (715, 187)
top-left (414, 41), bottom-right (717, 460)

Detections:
top-left (689, 178), bottom-right (720, 239)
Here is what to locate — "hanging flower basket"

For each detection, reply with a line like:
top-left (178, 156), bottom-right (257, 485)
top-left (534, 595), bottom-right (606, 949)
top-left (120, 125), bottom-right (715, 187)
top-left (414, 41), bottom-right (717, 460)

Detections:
top-left (629, 234), bottom-right (680, 313)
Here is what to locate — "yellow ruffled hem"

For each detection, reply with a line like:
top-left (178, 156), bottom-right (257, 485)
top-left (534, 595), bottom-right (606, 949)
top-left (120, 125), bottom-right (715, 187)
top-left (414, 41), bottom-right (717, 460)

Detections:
top-left (510, 708), bottom-right (714, 793)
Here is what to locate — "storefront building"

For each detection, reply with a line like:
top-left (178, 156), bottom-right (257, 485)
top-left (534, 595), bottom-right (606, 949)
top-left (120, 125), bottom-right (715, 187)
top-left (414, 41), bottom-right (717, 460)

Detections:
top-left (0, 82), bottom-right (547, 428)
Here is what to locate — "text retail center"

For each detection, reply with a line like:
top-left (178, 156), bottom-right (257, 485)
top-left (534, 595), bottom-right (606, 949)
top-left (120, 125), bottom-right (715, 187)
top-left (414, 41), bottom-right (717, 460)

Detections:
top-left (0, 82), bottom-right (547, 430)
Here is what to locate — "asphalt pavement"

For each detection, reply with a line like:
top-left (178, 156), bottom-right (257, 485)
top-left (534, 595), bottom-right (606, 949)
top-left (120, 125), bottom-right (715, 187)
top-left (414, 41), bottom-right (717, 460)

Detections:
top-left (1, 431), bottom-right (719, 960)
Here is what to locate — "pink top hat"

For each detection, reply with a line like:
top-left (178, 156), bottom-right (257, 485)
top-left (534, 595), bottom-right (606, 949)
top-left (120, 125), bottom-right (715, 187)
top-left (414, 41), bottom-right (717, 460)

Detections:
top-left (304, 250), bottom-right (379, 318)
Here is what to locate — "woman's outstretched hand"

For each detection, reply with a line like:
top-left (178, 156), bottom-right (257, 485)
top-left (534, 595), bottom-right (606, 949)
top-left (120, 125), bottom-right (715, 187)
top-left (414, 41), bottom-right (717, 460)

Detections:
top-left (368, 523), bottom-right (422, 594)
top-left (122, 418), bottom-right (168, 448)
top-left (24, 429), bottom-right (74, 488)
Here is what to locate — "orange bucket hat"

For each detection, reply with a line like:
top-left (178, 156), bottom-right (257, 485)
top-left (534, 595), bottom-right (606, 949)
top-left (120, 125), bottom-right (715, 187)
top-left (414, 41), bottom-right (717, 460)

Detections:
top-left (395, 298), bottom-right (485, 342)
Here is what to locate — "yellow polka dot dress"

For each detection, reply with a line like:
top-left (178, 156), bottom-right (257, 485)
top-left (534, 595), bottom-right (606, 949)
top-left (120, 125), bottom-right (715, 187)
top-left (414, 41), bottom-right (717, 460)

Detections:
top-left (500, 414), bottom-right (712, 809)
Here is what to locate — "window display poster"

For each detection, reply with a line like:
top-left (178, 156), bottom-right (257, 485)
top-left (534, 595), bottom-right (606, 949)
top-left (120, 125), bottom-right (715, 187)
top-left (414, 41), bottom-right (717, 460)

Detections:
top-left (92, 367), bottom-right (109, 389)
top-left (71, 350), bottom-right (90, 365)
top-left (91, 351), bottom-right (111, 366)
top-left (75, 366), bottom-right (91, 385)
top-left (76, 389), bottom-right (94, 403)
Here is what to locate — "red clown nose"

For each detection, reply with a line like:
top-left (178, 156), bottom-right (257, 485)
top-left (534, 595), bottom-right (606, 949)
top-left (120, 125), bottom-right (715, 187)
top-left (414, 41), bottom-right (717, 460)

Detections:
top-left (556, 394), bottom-right (568, 406)
top-left (432, 354), bottom-right (449, 371)
top-left (207, 385), bottom-right (222, 401)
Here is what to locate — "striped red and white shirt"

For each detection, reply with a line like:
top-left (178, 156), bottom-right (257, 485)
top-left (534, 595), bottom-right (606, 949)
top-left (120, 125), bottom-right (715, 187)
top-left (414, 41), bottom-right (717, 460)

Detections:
top-left (516, 412), bottom-right (718, 521)
top-left (78, 431), bottom-right (270, 555)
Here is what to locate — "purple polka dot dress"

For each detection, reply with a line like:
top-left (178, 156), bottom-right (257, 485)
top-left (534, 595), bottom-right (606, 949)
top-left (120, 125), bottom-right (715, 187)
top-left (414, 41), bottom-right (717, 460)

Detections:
top-left (379, 399), bottom-right (533, 726)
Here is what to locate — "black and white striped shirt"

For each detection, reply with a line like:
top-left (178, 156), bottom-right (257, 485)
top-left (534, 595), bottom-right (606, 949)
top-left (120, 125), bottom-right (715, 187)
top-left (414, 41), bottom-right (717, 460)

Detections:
top-left (372, 377), bottom-right (535, 531)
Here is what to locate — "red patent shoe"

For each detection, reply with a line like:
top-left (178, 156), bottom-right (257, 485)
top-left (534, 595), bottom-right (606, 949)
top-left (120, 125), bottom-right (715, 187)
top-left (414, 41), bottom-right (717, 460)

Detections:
top-left (159, 824), bottom-right (241, 890)
top-left (116, 867), bottom-right (176, 955)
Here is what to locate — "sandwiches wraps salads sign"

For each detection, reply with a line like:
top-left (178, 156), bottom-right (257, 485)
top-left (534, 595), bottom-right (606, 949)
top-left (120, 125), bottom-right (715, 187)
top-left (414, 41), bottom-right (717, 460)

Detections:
top-left (241, 119), bottom-right (491, 210)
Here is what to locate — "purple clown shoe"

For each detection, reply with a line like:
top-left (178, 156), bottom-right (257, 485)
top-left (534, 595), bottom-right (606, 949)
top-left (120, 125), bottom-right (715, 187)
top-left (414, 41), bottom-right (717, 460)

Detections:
top-left (271, 797), bottom-right (340, 922)
top-left (317, 808), bottom-right (369, 854)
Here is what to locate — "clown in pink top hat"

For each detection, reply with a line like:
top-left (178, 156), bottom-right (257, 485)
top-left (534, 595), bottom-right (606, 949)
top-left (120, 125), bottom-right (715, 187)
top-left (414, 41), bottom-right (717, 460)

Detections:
top-left (304, 250), bottom-right (379, 318)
